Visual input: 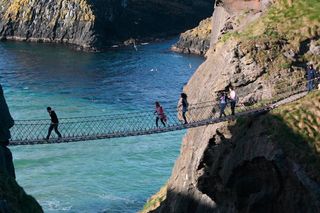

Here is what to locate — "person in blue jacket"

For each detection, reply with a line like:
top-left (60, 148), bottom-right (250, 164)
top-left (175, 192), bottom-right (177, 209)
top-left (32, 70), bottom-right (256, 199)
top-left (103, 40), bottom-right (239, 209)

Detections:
top-left (306, 64), bottom-right (316, 91)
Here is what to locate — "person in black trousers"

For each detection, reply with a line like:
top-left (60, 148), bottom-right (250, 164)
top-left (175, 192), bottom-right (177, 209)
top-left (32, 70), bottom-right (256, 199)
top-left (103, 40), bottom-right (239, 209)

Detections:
top-left (46, 107), bottom-right (62, 140)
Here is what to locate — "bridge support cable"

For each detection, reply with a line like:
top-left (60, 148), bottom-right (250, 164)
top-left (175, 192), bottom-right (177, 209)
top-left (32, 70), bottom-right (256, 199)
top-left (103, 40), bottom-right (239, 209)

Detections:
top-left (9, 76), bottom-right (318, 146)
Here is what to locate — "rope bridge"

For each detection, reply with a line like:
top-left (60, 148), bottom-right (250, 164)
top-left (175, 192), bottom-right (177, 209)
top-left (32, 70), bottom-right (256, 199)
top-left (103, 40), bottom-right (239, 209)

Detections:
top-left (9, 76), bottom-right (318, 146)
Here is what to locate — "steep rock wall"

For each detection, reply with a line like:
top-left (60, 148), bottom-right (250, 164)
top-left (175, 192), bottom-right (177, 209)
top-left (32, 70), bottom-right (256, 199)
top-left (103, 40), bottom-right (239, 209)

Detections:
top-left (171, 17), bottom-right (212, 56)
top-left (0, 0), bottom-right (96, 49)
top-left (149, 0), bottom-right (320, 212)
top-left (0, 0), bottom-right (214, 50)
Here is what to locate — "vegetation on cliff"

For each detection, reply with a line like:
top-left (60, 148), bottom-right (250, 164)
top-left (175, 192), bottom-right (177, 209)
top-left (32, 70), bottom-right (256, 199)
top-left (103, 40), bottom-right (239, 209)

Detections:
top-left (271, 90), bottom-right (320, 181)
top-left (223, 0), bottom-right (320, 72)
top-left (140, 185), bottom-right (167, 213)
top-left (144, 0), bottom-right (320, 212)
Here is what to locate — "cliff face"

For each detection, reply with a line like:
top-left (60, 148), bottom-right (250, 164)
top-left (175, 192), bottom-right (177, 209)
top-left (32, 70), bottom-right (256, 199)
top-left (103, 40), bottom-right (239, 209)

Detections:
top-left (0, 0), bottom-right (96, 49)
top-left (0, 0), bottom-right (213, 50)
top-left (171, 17), bottom-right (212, 55)
top-left (148, 0), bottom-right (320, 212)
top-left (155, 92), bottom-right (320, 213)
top-left (0, 174), bottom-right (43, 212)
top-left (0, 84), bottom-right (43, 212)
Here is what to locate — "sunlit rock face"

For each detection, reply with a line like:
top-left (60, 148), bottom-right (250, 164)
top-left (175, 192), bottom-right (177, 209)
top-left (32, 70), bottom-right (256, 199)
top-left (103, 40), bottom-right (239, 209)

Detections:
top-left (0, 0), bottom-right (213, 50)
top-left (147, 0), bottom-right (320, 212)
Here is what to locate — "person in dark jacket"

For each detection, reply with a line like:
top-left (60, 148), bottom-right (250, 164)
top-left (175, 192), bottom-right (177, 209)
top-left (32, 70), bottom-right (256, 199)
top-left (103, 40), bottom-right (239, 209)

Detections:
top-left (306, 64), bottom-right (316, 91)
top-left (46, 107), bottom-right (62, 140)
top-left (0, 84), bottom-right (16, 179)
top-left (180, 93), bottom-right (189, 124)
top-left (219, 92), bottom-right (228, 118)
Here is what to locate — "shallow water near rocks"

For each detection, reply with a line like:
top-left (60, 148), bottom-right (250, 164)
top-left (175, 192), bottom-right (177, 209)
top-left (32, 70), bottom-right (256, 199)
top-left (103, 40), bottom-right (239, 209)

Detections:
top-left (0, 39), bottom-right (203, 212)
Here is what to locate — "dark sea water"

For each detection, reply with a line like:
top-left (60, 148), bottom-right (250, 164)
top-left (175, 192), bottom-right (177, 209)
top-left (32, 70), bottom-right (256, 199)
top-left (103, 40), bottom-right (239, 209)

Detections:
top-left (0, 39), bottom-right (204, 212)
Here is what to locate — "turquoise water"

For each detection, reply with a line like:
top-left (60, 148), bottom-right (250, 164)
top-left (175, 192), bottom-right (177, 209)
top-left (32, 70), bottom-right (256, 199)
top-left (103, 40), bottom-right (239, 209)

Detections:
top-left (0, 40), bottom-right (203, 212)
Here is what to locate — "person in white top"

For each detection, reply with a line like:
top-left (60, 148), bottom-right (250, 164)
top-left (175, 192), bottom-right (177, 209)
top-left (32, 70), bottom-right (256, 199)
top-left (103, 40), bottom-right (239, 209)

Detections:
top-left (229, 86), bottom-right (237, 115)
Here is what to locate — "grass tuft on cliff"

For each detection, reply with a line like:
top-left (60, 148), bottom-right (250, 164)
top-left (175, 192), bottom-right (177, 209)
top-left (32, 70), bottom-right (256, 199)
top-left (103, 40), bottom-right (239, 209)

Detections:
top-left (140, 185), bottom-right (167, 213)
top-left (237, 0), bottom-right (320, 41)
top-left (221, 0), bottom-right (320, 72)
top-left (270, 90), bottom-right (320, 181)
top-left (236, 90), bottom-right (320, 182)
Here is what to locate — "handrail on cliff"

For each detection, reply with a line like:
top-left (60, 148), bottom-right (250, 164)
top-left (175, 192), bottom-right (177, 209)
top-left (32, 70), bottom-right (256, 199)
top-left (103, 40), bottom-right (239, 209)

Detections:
top-left (9, 76), bottom-right (319, 146)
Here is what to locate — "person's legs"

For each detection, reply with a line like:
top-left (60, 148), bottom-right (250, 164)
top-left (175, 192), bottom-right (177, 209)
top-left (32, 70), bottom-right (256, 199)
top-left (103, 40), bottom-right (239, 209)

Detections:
top-left (231, 101), bottom-right (236, 115)
top-left (308, 80), bottom-right (314, 91)
top-left (53, 124), bottom-right (62, 138)
top-left (219, 104), bottom-right (224, 118)
top-left (160, 118), bottom-right (166, 127)
top-left (46, 124), bottom-right (54, 139)
top-left (156, 117), bottom-right (159, 127)
top-left (222, 104), bottom-right (227, 117)
top-left (182, 111), bottom-right (188, 124)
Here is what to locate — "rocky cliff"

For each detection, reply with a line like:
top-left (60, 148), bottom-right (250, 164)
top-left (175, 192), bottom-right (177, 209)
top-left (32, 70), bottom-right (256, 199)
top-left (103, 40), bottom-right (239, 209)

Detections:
top-left (0, 174), bottom-right (43, 212)
top-left (145, 0), bottom-right (320, 212)
top-left (0, 0), bottom-right (214, 50)
top-left (0, 84), bottom-right (43, 212)
top-left (171, 17), bottom-right (212, 55)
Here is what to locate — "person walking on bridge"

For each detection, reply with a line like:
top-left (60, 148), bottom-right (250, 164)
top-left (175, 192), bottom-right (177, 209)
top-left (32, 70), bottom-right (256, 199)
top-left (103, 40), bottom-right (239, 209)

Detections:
top-left (180, 93), bottom-right (189, 124)
top-left (229, 86), bottom-right (238, 116)
top-left (219, 92), bottom-right (227, 118)
top-left (46, 107), bottom-right (62, 140)
top-left (306, 64), bottom-right (316, 91)
top-left (154, 102), bottom-right (167, 128)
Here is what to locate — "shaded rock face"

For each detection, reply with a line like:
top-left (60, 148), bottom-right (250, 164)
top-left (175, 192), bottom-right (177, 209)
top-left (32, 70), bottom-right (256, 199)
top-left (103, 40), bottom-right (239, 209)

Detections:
top-left (0, 0), bottom-right (214, 50)
top-left (0, 174), bottom-right (43, 212)
top-left (0, 85), bottom-right (43, 212)
top-left (154, 113), bottom-right (320, 213)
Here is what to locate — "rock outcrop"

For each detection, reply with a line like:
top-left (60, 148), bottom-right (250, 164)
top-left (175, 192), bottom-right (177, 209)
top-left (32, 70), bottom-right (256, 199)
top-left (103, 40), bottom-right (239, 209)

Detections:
top-left (0, 84), bottom-right (43, 212)
top-left (154, 92), bottom-right (320, 212)
top-left (171, 17), bottom-right (212, 56)
top-left (0, 174), bottom-right (43, 212)
top-left (147, 0), bottom-right (320, 212)
top-left (0, 0), bottom-right (214, 50)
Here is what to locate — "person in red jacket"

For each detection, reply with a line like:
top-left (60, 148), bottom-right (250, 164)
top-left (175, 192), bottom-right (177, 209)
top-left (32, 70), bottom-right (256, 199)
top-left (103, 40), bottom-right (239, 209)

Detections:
top-left (154, 102), bottom-right (167, 128)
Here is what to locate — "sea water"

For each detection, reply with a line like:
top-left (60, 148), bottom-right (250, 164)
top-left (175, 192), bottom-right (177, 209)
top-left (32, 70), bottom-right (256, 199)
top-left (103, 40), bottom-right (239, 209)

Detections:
top-left (0, 39), bottom-right (203, 212)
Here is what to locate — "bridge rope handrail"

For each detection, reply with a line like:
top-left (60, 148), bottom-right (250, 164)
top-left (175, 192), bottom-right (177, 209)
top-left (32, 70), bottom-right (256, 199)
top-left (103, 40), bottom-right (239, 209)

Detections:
top-left (14, 74), bottom-right (317, 122)
top-left (9, 75), bottom-right (319, 145)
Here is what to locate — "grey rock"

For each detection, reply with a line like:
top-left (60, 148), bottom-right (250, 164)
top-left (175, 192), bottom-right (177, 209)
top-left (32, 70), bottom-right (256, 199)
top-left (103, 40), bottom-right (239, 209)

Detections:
top-left (0, 0), bottom-right (214, 50)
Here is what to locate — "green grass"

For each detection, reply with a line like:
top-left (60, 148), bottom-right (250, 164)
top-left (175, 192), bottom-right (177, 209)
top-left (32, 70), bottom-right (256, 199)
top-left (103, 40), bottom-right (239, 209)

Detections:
top-left (229, 91), bottom-right (320, 182)
top-left (140, 185), bottom-right (167, 213)
top-left (271, 90), bottom-right (320, 181)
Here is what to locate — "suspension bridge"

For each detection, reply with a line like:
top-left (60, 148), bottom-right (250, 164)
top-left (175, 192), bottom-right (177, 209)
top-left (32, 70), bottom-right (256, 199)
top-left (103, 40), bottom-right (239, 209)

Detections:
top-left (9, 76), bottom-right (318, 146)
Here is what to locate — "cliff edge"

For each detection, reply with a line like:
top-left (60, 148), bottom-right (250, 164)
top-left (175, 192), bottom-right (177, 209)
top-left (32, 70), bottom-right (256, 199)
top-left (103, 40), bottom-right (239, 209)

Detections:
top-left (0, 0), bottom-right (213, 50)
top-left (144, 0), bottom-right (320, 212)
